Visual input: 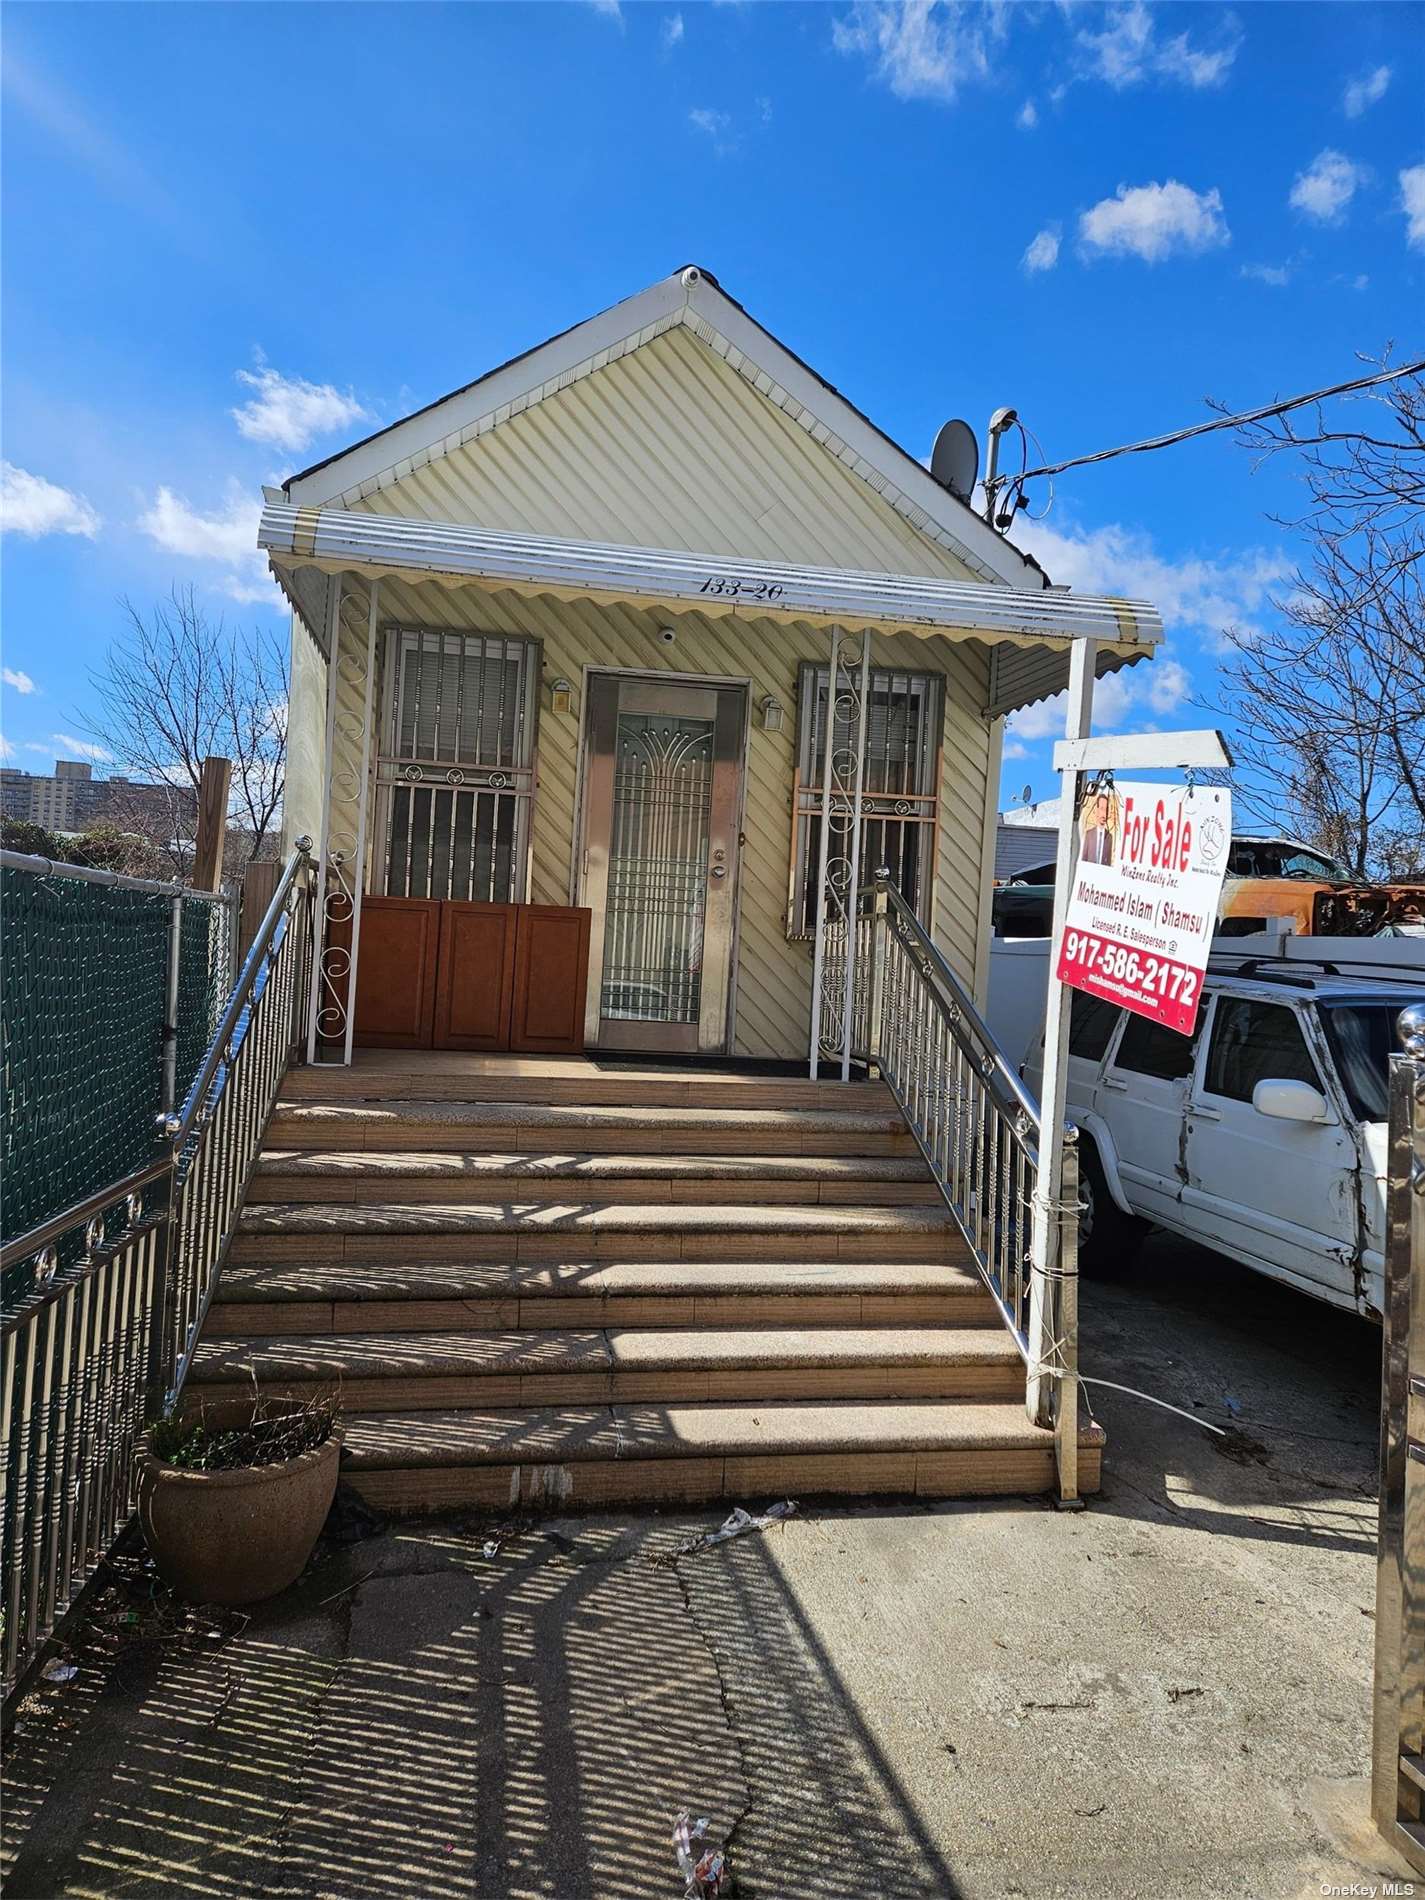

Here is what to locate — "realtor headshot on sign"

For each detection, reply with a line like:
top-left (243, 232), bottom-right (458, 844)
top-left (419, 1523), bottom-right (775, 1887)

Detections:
top-left (1078, 789), bottom-right (1117, 867)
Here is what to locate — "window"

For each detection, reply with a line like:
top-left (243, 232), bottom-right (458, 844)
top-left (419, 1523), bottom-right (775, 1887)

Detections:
top-left (1114, 1010), bottom-right (1199, 1082)
top-left (1204, 998), bottom-right (1321, 1103)
top-left (1069, 991), bottom-right (1119, 1062)
top-left (789, 664), bottom-right (942, 937)
top-left (1320, 999), bottom-right (1422, 1123)
top-left (375, 628), bottom-right (539, 902)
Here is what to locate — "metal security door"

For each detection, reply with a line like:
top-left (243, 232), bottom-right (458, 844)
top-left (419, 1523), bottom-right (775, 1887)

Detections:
top-left (580, 675), bottom-right (744, 1054)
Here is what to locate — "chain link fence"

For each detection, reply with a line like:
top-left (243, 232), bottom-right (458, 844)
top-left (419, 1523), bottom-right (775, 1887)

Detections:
top-left (1, 854), bottom-right (234, 1274)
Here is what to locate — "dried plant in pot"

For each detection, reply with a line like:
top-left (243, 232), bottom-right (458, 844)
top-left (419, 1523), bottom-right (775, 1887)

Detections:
top-left (138, 1386), bottom-right (342, 1606)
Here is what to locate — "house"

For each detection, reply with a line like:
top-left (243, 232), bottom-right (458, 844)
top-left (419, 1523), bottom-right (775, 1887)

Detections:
top-left (232, 266), bottom-right (1165, 1513)
top-left (264, 265), bottom-right (1161, 1068)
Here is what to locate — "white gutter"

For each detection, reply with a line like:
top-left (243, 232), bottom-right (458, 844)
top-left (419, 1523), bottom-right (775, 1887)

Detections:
top-left (258, 503), bottom-right (1163, 652)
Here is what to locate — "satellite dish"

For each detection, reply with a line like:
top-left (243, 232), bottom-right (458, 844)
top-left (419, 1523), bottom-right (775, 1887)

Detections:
top-left (1021, 784), bottom-right (1033, 805)
top-left (930, 418), bottom-right (980, 504)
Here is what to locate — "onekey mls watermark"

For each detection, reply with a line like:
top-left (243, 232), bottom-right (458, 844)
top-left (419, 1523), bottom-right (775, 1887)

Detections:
top-left (1319, 1883), bottom-right (1416, 1896)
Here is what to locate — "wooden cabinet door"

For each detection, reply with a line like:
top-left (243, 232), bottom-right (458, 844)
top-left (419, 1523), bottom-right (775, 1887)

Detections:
top-left (510, 906), bottom-right (591, 1055)
top-left (353, 897), bottom-right (439, 1048)
top-left (434, 904), bottom-right (517, 1050)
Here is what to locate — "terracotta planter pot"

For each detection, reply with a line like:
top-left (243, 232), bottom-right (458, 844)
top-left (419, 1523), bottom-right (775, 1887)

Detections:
top-left (138, 1402), bottom-right (342, 1606)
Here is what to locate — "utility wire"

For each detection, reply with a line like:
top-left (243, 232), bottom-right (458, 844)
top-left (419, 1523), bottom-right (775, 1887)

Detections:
top-left (995, 356), bottom-right (1425, 493)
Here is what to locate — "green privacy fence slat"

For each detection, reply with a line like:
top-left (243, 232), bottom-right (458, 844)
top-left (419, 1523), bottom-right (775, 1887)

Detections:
top-left (1, 866), bottom-right (232, 1249)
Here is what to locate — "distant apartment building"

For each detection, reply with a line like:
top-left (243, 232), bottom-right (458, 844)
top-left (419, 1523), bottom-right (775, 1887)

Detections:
top-left (1, 761), bottom-right (193, 834)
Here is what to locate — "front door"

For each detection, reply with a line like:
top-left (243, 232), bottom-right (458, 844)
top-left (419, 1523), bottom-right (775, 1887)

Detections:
top-left (579, 674), bottom-right (745, 1054)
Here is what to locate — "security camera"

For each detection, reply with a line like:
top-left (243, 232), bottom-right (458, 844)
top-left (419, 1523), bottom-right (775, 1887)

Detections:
top-left (659, 626), bottom-right (677, 645)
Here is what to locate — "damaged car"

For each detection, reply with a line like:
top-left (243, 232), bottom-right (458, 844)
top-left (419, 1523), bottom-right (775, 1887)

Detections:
top-left (1023, 953), bottom-right (1425, 1318)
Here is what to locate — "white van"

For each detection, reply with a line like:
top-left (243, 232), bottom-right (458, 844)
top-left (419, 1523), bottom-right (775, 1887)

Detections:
top-left (1023, 952), bottom-right (1424, 1318)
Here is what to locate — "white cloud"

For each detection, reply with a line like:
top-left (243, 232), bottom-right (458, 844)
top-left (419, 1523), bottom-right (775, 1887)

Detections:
top-left (1016, 98), bottom-right (1037, 129)
top-left (136, 481), bottom-right (283, 607)
top-left (1002, 738), bottom-right (1030, 760)
top-left (2, 667), bottom-right (37, 694)
top-left (50, 732), bottom-right (111, 763)
top-left (661, 11), bottom-right (684, 47)
top-left (0, 737), bottom-right (15, 762)
top-left (1077, 1), bottom-right (1239, 90)
top-left (1, 463), bottom-right (101, 538)
top-left (587, 0), bottom-right (623, 20)
top-left (1343, 64), bottom-right (1390, 117)
top-left (139, 483), bottom-right (258, 565)
top-left (1401, 164), bottom-right (1425, 251)
top-left (1240, 260), bottom-right (1290, 286)
top-left (1289, 149), bottom-right (1366, 224)
top-left (832, 0), bottom-right (999, 103)
top-left (1013, 516), bottom-right (1292, 654)
top-left (689, 106), bottom-right (738, 153)
top-left (1022, 225), bottom-right (1061, 273)
top-left (1079, 180), bottom-right (1229, 262)
top-left (1007, 658), bottom-right (1189, 745)
top-left (232, 367), bottom-right (369, 455)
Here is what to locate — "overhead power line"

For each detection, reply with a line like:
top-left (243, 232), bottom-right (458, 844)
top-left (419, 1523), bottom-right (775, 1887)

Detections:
top-left (995, 357), bottom-right (1425, 495)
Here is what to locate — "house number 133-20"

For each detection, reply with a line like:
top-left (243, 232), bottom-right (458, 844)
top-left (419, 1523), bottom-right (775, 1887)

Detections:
top-left (699, 576), bottom-right (787, 602)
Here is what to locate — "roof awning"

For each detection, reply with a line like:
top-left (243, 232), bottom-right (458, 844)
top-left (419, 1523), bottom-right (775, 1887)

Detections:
top-left (258, 502), bottom-right (1163, 716)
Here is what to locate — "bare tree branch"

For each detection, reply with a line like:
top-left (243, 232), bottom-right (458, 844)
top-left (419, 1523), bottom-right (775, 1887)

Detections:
top-left (1206, 359), bottom-right (1425, 879)
top-left (80, 586), bottom-right (289, 877)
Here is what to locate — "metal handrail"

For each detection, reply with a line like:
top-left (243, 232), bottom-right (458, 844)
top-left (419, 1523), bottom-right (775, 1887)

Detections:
top-left (0, 1159), bottom-right (170, 1282)
top-left (169, 839), bottom-right (312, 1144)
top-left (878, 880), bottom-right (1043, 1143)
top-left (1371, 1006), bottom-right (1425, 1874)
top-left (1, 841), bottom-right (313, 1703)
top-left (850, 872), bottom-right (1082, 1503)
top-left (161, 842), bottom-right (314, 1395)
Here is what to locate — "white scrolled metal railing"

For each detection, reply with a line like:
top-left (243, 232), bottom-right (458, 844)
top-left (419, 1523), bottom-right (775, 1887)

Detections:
top-left (847, 873), bottom-right (1082, 1502)
top-left (0, 843), bottom-right (314, 1702)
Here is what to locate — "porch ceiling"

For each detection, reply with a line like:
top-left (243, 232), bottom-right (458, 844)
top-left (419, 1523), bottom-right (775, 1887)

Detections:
top-left (259, 501), bottom-right (1163, 717)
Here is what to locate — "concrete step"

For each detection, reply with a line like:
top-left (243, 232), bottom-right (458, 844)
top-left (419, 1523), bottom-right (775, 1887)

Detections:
top-left (280, 1060), bottom-right (894, 1114)
top-left (266, 1099), bottom-right (916, 1158)
top-left (329, 1400), bottom-right (1104, 1509)
top-left (247, 1149), bottom-right (939, 1207)
top-left (188, 1325), bottom-right (1024, 1411)
top-left (229, 1200), bottom-right (961, 1266)
top-left (206, 1257), bottom-right (999, 1337)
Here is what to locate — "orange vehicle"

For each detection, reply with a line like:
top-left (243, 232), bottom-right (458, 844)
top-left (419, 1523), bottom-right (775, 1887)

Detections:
top-left (995, 831), bottom-right (1425, 939)
top-left (1219, 835), bottom-right (1425, 937)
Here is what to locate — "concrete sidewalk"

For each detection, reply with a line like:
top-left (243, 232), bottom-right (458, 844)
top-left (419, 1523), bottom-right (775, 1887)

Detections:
top-left (3, 1232), bottom-right (1416, 1898)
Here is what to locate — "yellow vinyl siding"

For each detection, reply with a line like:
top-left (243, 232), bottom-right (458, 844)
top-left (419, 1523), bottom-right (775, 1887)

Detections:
top-left (351, 326), bottom-right (977, 585)
top-left (311, 313), bottom-right (1004, 1057)
top-left (329, 571), bottom-right (992, 1059)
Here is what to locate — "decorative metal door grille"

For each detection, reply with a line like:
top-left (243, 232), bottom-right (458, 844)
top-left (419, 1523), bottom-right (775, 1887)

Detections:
top-left (375, 630), bottom-right (538, 902)
top-left (790, 665), bottom-right (942, 938)
top-left (602, 713), bottom-right (715, 1025)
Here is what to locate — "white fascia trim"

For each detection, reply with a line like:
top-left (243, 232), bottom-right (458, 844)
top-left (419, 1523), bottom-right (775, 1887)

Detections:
top-left (283, 274), bottom-right (690, 509)
top-left (258, 503), bottom-right (1163, 652)
top-left (283, 268), bottom-right (1040, 590)
top-left (680, 276), bottom-right (1040, 591)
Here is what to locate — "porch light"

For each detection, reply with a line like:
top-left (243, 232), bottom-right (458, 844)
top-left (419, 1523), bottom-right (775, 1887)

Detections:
top-left (548, 676), bottom-right (575, 715)
top-left (760, 694), bottom-right (784, 734)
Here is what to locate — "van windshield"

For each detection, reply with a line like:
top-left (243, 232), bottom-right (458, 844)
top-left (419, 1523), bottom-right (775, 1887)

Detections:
top-left (1319, 998), bottom-right (1425, 1122)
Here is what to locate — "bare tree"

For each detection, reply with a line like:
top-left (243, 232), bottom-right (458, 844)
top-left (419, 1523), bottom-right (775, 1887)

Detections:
top-left (1209, 356), bottom-right (1425, 877)
top-left (82, 587), bottom-right (288, 876)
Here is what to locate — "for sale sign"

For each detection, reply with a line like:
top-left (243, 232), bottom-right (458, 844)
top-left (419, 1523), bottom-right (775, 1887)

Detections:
top-left (1055, 780), bottom-right (1231, 1036)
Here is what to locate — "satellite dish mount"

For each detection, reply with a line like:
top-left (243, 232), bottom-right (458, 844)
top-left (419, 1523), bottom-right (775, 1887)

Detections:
top-left (930, 419), bottom-right (980, 505)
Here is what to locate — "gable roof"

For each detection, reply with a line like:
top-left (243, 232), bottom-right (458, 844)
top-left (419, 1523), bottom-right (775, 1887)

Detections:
top-left (281, 265), bottom-right (1047, 592)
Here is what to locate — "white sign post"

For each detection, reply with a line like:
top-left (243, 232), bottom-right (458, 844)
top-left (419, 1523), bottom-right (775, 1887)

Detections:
top-left (1025, 715), bottom-right (1234, 1461)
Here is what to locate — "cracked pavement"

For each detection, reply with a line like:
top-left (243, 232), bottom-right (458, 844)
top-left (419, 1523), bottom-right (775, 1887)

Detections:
top-left (4, 1229), bottom-right (1421, 1897)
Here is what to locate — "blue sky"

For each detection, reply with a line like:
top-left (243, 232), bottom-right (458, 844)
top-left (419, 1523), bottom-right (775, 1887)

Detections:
top-left (2, 0), bottom-right (1422, 806)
